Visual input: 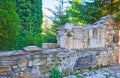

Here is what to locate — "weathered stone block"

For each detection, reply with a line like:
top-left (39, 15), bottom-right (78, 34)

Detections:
top-left (74, 55), bottom-right (96, 69)
top-left (23, 46), bottom-right (41, 52)
top-left (65, 36), bottom-right (73, 49)
top-left (0, 66), bottom-right (11, 73)
top-left (32, 59), bottom-right (40, 66)
top-left (28, 61), bottom-right (32, 67)
top-left (73, 28), bottom-right (83, 39)
top-left (40, 66), bottom-right (50, 73)
top-left (40, 59), bottom-right (47, 65)
top-left (12, 65), bottom-right (17, 69)
top-left (113, 35), bottom-right (119, 43)
top-left (18, 59), bottom-right (28, 67)
top-left (111, 30), bottom-right (115, 34)
top-left (32, 58), bottom-right (46, 66)
top-left (42, 43), bottom-right (58, 49)
top-left (16, 72), bottom-right (30, 78)
top-left (1, 61), bottom-right (17, 66)
top-left (102, 56), bottom-right (108, 66)
top-left (97, 56), bottom-right (103, 66)
top-left (109, 26), bottom-right (114, 30)
top-left (83, 42), bottom-right (88, 48)
top-left (73, 40), bottom-right (83, 49)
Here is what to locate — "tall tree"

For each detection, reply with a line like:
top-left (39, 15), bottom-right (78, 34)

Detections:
top-left (15, 0), bottom-right (42, 32)
top-left (0, 0), bottom-right (21, 50)
top-left (15, 0), bottom-right (43, 49)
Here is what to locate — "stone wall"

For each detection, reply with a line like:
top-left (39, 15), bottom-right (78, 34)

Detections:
top-left (0, 47), bottom-right (119, 78)
top-left (57, 15), bottom-right (119, 49)
top-left (0, 15), bottom-right (120, 78)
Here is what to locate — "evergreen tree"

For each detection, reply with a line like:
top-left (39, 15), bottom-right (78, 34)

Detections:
top-left (15, 0), bottom-right (43, 49)
top-left (16, 0), bottom-right (42, 33)
top-left (0, 0), bottom-right (21, 50)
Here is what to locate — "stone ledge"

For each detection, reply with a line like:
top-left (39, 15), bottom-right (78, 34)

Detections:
top-left (23, 46), bottom-right (41, 52)
top-left (0, 50), bottom-right (26, 57)
top-left (0, 47), bottom-right (114, 57)
top-left (42, 43), bottom-right (58, 49)
top-left (0, 61), bottom-right (17, 66)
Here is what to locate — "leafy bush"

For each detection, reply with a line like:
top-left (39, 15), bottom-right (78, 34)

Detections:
top-left (51, 69), bottom-right (62, 78)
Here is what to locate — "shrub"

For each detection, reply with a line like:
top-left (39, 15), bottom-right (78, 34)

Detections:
top-left (51, 69), bottom-right (62, 78)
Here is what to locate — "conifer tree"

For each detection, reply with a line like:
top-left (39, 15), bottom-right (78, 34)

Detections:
top-left (0, 0), bottom-right (20, 50)
top-left (15, 0), bottom-right (43, 49)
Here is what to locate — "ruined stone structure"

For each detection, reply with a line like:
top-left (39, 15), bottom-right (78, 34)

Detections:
top-left (0, 15), bottom-right (120, 78)
top-left (57, 15), bottom-right (119, 50)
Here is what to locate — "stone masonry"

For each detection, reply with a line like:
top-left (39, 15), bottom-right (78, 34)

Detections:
top-left (0, 15), bottom-right (120, 78)
top-left (57, 15), bottom-right (119, 50)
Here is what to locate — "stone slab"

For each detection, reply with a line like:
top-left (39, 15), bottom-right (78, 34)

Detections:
top-left (18, 59), bottom-right (28, 67)
top-left (1, 61), bottom-right (17, 66)
top-left (23, 46), bottom-right (41, 52)
top-left (74, 55), bottom-right (96, 69)
top-left (0, 66), bottom-right (11, 73)
top-left (42, 43), bottom-right (58, 49)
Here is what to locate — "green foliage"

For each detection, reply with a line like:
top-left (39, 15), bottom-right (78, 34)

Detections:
top-left (51, 69), bottom-right (62, 78)
top-left (114, 0), bottom-right (120, 22)
top-left (14, 0), bottom-right (43, 49)
top-left (67, 0), bottom-right (120, 25)
top-left (42, 28), bottom-right (57, 43)
top-left (115, 11), bottom-right (120, 22)
top-left (53, 14), bottom-right (69, 27)
top-left (0, 0), bottom-right (21, 50)
top-left (14, 29), bottom-right (42, 50)
top-left (67, 0), bottom-right (103, 25)
top-left (16, 0), bottom-right (43, 32)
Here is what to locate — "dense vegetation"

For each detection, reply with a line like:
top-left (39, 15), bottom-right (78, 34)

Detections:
top-left (68, 0), bottom-right (120, 25)
top-left (0, 0), bottom-right (42, 51)
top-left (15, 0), bottom-right (43, 49)
top-left (0, 0), bottom-right (21, 50)
top-left (0, 0), bottom-right (120, 51)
